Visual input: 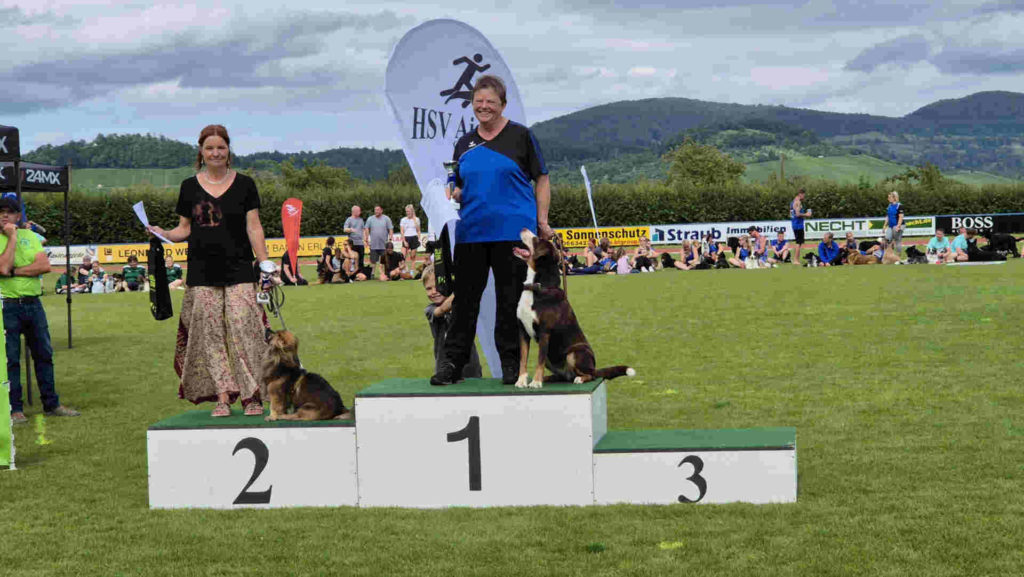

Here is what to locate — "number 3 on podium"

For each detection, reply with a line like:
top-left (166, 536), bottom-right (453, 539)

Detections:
top-left (447, 416), bottom-right (481, 491)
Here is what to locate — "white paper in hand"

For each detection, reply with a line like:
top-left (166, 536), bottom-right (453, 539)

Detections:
top-left (134, 201), bottom-right (173, 244)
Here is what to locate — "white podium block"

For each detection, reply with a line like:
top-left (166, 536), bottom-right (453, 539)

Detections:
top-left (147, 410), bottom-right (357, 509)
top-left (355, 378), bottom-right (607, 508)
top-left (593, 428), bottom-right (797, 505)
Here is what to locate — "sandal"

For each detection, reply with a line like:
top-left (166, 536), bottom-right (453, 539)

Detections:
top-left (211, 402), bottom-right (231, 418)
top-left (244, 402), bottom-right (264, 417)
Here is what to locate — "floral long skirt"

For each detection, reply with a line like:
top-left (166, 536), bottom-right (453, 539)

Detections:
top-left (174, 284), bottom-right (270, 406)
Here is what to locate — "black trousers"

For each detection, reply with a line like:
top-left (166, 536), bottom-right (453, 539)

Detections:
top-left (353, 244), bottom-right (365, 271)
top-left (441, 241), bottom-right (526, 376)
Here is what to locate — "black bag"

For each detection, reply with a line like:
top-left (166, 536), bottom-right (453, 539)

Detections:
top-left (148, 238), bottom-right (173, 321)
top-left (433, 224), bottom-right (455, 296)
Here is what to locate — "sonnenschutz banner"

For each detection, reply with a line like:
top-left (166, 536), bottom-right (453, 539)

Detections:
top-left (0, 162), bottom-right (69, 192)
top-left (385, 19), bottom-right (525, 379)
top-left (0, 125), bottom-right (19, 162)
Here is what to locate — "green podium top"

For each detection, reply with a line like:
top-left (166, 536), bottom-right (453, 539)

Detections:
top-left (595, 428), bottom-right (796, 453)
top-left (149, 409), bottom-right (354, 430)
top-left (356, 377), bottom-right (604, 398)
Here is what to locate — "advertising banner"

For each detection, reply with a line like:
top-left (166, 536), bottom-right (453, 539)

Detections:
top-left (934, 212), bottom-right (1024, 234)
top-left (0, 162), bottom-right (69, 192)
top-left (651, 217), bottom-right (935, 245)
top-left (96, 235), bottom-right (344, 265)
top-left (803, 216), bottom-right (934, 239)
top-left (650, 221), bottom-right (791, 245)
top-left (0, 125), bottom-right (19, 161)
top-left (556, 226), bottom-right (651, 249)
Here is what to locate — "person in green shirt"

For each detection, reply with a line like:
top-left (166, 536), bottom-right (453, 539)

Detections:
top-left (0, 197), bottom-right (80, 425)
top-left (165, 255), bottom-right (184, 290)
top-left (120, 255), bottom-right (147, 292)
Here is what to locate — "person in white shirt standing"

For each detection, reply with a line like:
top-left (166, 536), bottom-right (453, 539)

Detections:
top-left (400, 204), bottom-right (422, 275)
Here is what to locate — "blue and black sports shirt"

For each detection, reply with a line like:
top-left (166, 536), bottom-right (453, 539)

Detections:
top-left (453, 120), bottom-right (547, 244)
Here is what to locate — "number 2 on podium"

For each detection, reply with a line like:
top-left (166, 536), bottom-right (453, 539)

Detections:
top-left (447, 416), bottom-right (482, 491)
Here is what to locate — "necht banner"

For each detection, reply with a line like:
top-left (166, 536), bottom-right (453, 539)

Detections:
top-left (0, 125), bottom-right (19, 162)
top-left (385, 19), bottom-right (525, 379)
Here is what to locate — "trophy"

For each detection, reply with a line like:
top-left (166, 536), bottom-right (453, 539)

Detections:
top-left (443, 160), bottom-right (459, 210)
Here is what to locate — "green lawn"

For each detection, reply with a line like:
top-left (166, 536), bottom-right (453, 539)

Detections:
top-left (72, 167), bottom-right (194, 192)
top-left (4, 261), bottom-right (1024, 576)
top-left (744, 155), bottom-right (911, 184)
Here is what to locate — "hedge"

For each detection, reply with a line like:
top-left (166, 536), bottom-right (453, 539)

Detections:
top-left (22, 178), bottom-right (1024, 245)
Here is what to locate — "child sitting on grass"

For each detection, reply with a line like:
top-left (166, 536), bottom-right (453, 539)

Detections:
top-left (422, 263), bottom-right (481, 379)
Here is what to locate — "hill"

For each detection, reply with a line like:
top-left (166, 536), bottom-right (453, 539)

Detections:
top-left (532, 91), bottom-right (1024, 177)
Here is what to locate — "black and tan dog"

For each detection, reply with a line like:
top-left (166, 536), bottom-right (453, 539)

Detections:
top-left (264, 330), bottom-right (350, 421)
top-left (513, 229), bottom-right (635, 389)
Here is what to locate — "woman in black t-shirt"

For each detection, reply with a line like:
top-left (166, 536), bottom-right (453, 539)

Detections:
top-left (149, 124), bottom-right (275, 418)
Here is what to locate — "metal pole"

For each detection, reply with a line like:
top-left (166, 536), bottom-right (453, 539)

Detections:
top-left (65, 162), bottom-right (72, 349)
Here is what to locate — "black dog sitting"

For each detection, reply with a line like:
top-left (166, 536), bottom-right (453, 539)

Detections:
top-left (905, 245), bottom-right (929, 264)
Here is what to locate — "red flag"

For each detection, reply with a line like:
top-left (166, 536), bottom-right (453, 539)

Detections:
top-left (281, 198), bottom-right (303, 275)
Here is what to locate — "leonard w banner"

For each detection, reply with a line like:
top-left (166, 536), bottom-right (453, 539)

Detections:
top-left (385, 19), bottom-right (526, 378)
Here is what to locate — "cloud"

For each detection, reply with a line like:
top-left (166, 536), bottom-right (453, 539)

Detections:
top-left (845, 35), bottom-right (932, 72)
top-left (931, 45), bottom-right (1024, 74)
top-left (0, 10), bottom-right (410, 113)
top-left (1, 5), bottom-right (74, 26)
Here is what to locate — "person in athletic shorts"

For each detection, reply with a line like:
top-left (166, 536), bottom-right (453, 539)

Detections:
top-left (884, 191), bottom-right (904, 260)
top-left (400, 204), bottom-right (421, 275)
top-left (790, 189), bottom-right (812, 262)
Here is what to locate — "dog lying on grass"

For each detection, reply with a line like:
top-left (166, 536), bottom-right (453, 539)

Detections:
top-left (264, 330), bottom-right (351, 421)
top-left (980, 231), bottom-right (1023, 258)
top-left (513, 229), bottom-right (635, 389)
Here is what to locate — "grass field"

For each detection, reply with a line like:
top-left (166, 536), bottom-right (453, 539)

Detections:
top-left (744, 154), bottom-right (1021, 186)
top-left (72, 168), bottom-right (194, 192)
top-left (4, 261), bottom-right (1024, 576)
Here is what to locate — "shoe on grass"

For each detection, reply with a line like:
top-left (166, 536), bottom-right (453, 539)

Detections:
top-left (11, 412), bottom-right (28, 425)
top-left (44, 406), bottom-right (80, 417)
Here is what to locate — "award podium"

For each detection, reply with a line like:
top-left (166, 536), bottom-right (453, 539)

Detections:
top-left (148, 378), bottom-right (796, 509)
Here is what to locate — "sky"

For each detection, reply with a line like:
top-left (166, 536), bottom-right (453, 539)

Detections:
top-left (3, 0), bottom-right (1024, 154)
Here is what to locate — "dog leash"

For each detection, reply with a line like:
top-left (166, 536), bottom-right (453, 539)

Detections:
top-left (552, 232), bottom-right (568, 296)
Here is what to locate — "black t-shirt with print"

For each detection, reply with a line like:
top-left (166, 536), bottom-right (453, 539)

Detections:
top-left (175, 173), bottom-right (260, 286)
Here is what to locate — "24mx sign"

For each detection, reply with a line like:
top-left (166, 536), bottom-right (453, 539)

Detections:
top-left (25, 168), bottom-right (62, 186)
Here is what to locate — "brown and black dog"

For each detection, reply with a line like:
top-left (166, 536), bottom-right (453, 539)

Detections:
top-left (263, 330), bottom-right (351, 421)
top-left (513, 229), bottom-right (635, 389)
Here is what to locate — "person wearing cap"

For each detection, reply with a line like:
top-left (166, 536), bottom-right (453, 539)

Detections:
top-left (0, 197), bottom-right (80, 425)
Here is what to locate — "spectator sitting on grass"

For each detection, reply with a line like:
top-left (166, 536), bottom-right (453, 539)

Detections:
top-left (614, 248), bottom-right (635, 274)
top-left (951, 227), bottom-right (970, 262)
top-left (749, 227), bottom-right (774, 266)
top-left (584, 238), bottom-right (601, 266)
top-left (121, 255), bottom-right (147, 291)
top-left (770, 231), bottom-right (790, 263)
top-left (817, 233), bottom-right (844, 267)
top-left (77, 255), bottom-right (94, 286)
top-left (632, 235), bottom-right (657, 271)
top-left (340, 239), bottom-right (368, 281)
top-left (700, 232), bottom-right (721, 267)
top-left (280, 250), bottom-right (307, 286)
top-left (317, 236), bottom-right (335, 284)
top-left (926, 228), bottom-right (953, 264)
top-left (843, 232), bottom-right (859, 253)
top-left (55, 270), bottom-right (87, 294)
top-left (674, 240), bottom-right (699, 270)
top-left (422, 263), bottom-right (481, 380)
top-left (570, 252), bottom-right (616, 275)
top-left (165, 255), bottom-right (185, 289)
top-left (87, 262), bottom-right (107, 293)
top-left (382, 242), bottom-right (407, 281)
top-left (727, 235), bottom-right (752, 269)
